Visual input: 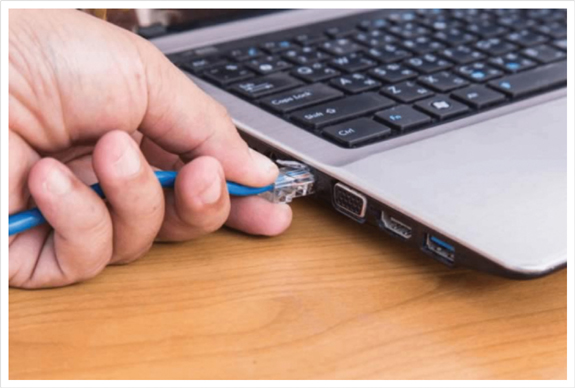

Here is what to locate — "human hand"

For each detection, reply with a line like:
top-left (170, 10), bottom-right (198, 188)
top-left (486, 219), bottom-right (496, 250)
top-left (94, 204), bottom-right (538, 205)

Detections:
top-left (9, 9), bottom-right (292, 288)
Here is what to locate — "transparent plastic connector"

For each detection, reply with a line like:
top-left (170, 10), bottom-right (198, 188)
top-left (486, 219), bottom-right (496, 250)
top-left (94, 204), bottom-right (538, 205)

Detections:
top-left (259, 160), bottom-right (315, 204)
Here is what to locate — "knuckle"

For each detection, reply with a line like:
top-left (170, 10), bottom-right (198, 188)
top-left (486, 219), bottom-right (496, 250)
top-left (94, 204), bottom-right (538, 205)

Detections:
top-left (67, 238), bottom-right (112, 283)
top-left (209, 98), bottom-right (234, 127)
top-left (199, 203), bottom-right (230, 234)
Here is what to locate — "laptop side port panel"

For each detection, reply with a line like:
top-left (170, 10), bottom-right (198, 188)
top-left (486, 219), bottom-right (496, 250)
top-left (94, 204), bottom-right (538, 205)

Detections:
top-left (423, 234), bottom-right (456, 266)
top-left (333, 183), bottom-right (367, 221)
top-left (380, 211), bottom-right (413, 240)
top-left (240, 131), bottom-right (561, 279)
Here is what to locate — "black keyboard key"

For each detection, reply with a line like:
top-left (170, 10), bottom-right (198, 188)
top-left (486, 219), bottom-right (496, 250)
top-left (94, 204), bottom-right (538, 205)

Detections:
top-left (536, 23), bottom-right (567, 40)
top-left (552, 39), bottom-right (567, 51)
top-left (282, 47), bottom-right (330, 65)
top-left (323, 118), bottom-right (392, 147)
top-left (455, 62), bottom-right (503, 82)
top-left (487, 61), bottom-right (566, 98)
top-left (451, 9), bottom-right (490, 23)
top-left (433, 28), bottom-right (477, 46)
top-left (417, 71), bottom-right (469, 92)
top-left (490, 9), bottom-right (522, 18)
top-left (421, 17), bottom-right (462, 32)
top-left (230, 74), bottom-right (303, 99)
top-left (260, 40), bottom-right (298, 53)
top-left (417, 9), bottom-right (449, 19)
top-left (414, 95), bottom-right (470, 120)
top-left (388, 23), bottom-right (430, 39)
top-left (467, 21), bottom-right (508, 38)
top-left (526, 9), bottom-right (565, 21)
top-left (294, 33), bottom-right (327, 46)
top-left (259, 83), bottom-right (343, 113)
top-left (451, 85), bottom-right (506, 109)
top-left (291, 63), bottom-right (340, 82)
top-left (228, 47), bottom-right (263, 61)
top-left (204, 64), bottom-right (254, 85)
top-left (326, 26), bottom-right (357, 38)
top-left (474, 38), bottom-right (517, 56)
top-left (497, 15), bottom-right (537, 31)
top-left (369, 63), bottom-right (417, 83)
top-left (180, 55), bottom-right (226, 73)
top-left (402, 37), bottom-right (445, 55)
top-left (353, 30), bottom-right (396, 47)
top-left (506, 30), bottom-right (548, 48)
top-left (167, 49), bottom-right (207, 66)
top-left (329, 73), bottom-right (381, 94)
top-left (291, 93), bottom-right (395, 129)
top-left (245, 56), bottom-right (292, 74)
top-left (381, 81), bottom-right (434, 103)
top-left (321, 38), bottom-right (363, 56)
top-left (330, 53), bottom-right (376, 73)
top-left (357, 18), bottom-right (389, 31)
top-left (439, 45), bottom-right (485, 65)
top-left (374, 105), bottom-right (432, 131)
top-left (404, 54), bottom-right (453, 74)
top-left (521, 45), bottom-right (566, 64)
top-left (488, 53), bottom-right (536, 73)
top-left (364, 45), bottom-right (411, 64)
top-left (387, 11), bottom-right (418, 23)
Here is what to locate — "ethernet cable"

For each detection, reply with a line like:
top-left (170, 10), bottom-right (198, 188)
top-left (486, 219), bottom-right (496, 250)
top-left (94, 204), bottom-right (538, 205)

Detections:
top-left (8, 160), bottom-right (315, 236)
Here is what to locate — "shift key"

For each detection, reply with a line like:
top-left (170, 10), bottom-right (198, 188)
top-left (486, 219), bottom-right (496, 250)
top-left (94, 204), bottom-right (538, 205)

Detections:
top-left (291, 93), bottom-right (395, 129)
top-left (487, 61), bottom-right (566, 98)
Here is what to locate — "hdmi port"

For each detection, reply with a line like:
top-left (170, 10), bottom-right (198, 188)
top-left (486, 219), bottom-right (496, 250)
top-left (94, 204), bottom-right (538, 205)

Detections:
top-left (381, 212), bottom-right (412, 240)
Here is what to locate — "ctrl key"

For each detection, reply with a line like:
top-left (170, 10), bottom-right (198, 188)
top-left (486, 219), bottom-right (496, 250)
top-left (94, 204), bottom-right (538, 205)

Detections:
top-left (322, 118), bottom-right (392, 147)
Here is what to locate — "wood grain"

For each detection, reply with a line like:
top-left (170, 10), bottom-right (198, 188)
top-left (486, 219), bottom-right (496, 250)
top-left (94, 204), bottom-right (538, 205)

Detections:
top-left (9, 198), bottom-right (566, 380)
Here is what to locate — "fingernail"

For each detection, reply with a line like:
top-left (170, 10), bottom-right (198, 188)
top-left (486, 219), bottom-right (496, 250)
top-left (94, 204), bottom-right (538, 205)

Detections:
top-left (199, 177), bottom-right (222, 205)
top-left (249, 149), bottom-right (278, 176)
top-left (113, 135), bottom-right (141, 178)
top-left (46, 165), bottom-right (72, 196)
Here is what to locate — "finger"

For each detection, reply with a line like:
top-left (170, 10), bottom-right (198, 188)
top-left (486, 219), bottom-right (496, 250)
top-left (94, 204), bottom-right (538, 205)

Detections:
top-left (135, 39), bottom-right (278, 188)
top-left (140, 136), bottom-right (184, 171)
top-left (156, 156), bottom-right (230, 242)
top-left (92, 131), bottom-right (165, 264)
top-left (226, 196), bottom-right (293, 236)
top-left (9, 224), bottom-right (51, 288)
top-left (24, 158), bottom-right (113, 287)
top-left (9, 130), bottom-right (39, 244)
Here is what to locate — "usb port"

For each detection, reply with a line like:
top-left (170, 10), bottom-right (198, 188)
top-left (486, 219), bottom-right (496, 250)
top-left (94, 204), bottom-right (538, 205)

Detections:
top-left (381, 211), bottom-right (412, 240)
top-left (424, 234), bottom-right (455, 266)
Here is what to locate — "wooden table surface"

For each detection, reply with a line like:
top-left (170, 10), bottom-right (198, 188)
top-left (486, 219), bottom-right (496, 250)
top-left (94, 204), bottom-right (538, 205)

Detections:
top-left (9, 198), bottom-right (566, 380)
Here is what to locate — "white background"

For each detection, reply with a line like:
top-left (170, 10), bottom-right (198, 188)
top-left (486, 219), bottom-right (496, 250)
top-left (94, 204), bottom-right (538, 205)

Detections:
top-left (1, 1), bottom-right (573, 387)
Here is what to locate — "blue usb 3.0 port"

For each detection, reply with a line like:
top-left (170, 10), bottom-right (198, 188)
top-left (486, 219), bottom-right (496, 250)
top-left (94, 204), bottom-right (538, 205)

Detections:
top-left (424, 234), bottom-right (455, 266)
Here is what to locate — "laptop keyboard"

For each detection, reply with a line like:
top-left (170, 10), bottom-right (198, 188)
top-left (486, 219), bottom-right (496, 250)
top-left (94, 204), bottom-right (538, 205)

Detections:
top-left (167, 9), bottom-right (567, 148)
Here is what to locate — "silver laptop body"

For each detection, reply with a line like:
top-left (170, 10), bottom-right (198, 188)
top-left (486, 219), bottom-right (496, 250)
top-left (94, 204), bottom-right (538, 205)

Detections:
top-left (151, 9), bottom-right (567, 278)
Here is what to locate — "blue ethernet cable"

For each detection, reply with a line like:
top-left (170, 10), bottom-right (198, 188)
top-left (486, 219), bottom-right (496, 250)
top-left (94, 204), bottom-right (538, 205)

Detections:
top-left (8, 170), bottom-right (274, 237)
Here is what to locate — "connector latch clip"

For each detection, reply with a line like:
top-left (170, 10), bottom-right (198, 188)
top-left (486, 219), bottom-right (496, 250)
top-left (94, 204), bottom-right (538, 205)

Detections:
top-left (259, 160), bottom-right (315, 204)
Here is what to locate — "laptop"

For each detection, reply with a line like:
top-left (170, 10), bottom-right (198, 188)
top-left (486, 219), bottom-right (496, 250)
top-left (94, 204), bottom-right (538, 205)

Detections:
top-left (148, 9), bottom-right (567, 278)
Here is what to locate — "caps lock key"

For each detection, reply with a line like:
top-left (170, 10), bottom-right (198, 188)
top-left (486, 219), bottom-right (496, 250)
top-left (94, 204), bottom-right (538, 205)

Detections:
top-left (260, 84), bottom-right (343, 114)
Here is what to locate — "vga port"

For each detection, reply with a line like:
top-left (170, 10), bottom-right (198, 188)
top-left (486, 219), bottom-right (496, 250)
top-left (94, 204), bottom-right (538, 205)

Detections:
top-left (333, 183), bottom-right (367, 219)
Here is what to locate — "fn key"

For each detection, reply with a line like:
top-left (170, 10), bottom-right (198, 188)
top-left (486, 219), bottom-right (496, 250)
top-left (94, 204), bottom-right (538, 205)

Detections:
top-left (322, 118), bottom-right (392, 147)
